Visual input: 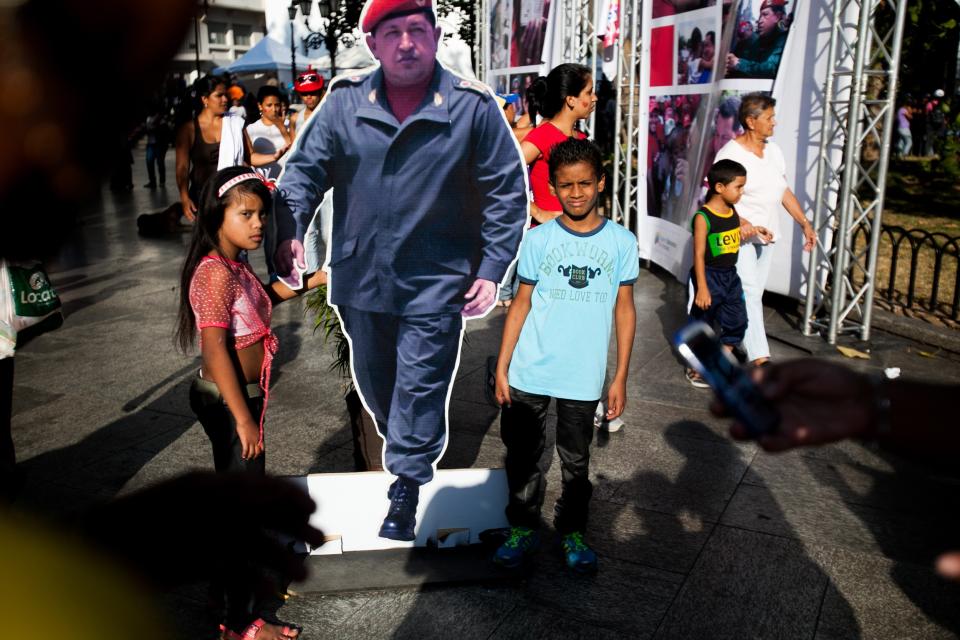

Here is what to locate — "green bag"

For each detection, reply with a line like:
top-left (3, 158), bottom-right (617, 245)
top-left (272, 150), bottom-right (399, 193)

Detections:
top-left (5, 262), bottom-right (63, 345)
top-left (9, 263), bottom-right (61, 320)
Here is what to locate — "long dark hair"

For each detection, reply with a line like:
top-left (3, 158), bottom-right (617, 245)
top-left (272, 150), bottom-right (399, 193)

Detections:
top-left (526, 63), bottom-right (592, 122)
top-left (174, 74), bottom-right (229, 127)
top-left (175, 166), bottom-right (273, 353)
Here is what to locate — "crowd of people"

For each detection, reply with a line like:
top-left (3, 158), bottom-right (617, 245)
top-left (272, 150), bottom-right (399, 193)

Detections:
top-left (896, 90), bottom-right (952, 159)
top-left (2, 0), bottom-right (959, 637)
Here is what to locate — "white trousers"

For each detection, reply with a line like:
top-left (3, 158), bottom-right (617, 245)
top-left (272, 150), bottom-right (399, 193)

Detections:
top-left (735, 241), bottom-right (775, 361)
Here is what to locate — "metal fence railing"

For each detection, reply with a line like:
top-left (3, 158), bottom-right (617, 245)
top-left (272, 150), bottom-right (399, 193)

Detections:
top-left (851, 224), bottom-right (960, 321)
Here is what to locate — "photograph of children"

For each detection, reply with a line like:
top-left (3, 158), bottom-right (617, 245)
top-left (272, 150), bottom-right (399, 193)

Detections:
top-left (652, 0), bottom-right (717, 20)
top-left (726, 0), bottom-right (795, 79)
top-left (509, 72), bottom-right (539, 118)
top-left (647, 94), bottom-right (704, 225)
top-left (511, 0), bottom-right (551, 66)
top-left (676, 19), bottom-right (717, 85)
top-left (490, 0), bottom-right (514, 70)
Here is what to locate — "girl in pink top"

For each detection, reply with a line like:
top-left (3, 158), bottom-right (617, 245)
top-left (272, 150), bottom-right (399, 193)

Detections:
top-left (523, 64), bottom-right (596, 225)
top-left (175, 166), bottom-right (325, 640)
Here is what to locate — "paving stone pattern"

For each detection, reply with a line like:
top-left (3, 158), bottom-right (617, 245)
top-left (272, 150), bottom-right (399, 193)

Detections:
top-left (9, 151), bottom-right (960, 639)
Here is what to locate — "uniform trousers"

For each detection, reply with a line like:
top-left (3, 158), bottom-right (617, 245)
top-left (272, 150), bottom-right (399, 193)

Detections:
top-left (338, 306), bottom-right (463, 486)
top-left (500, 387), bottom-right (598, 534)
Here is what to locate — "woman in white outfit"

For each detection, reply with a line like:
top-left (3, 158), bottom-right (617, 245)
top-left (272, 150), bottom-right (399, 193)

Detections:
top-left (713, 93), bottom-right (816, 366)
top-left (244, 85), bottom-right (292, 182)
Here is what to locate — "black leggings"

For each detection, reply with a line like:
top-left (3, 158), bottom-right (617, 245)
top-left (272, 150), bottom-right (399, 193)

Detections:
top-left (189, 376), bottom-right (265, 475)
top-left (188, 375), bottom-right (265, 631)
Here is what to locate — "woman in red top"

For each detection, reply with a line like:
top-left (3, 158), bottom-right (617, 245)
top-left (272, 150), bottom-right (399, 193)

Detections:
top-left (523, 63), bottom-right (597, 224)
top-left (496, 64), bottom-right (597, 308)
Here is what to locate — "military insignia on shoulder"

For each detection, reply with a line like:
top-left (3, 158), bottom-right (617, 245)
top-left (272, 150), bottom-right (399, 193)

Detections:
top-left (454, 78), bottom-right (490, 98)
top-left (329, 72), bottom-right (370, 92)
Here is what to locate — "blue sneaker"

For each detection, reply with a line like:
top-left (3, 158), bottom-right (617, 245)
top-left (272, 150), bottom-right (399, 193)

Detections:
top-left (492, 527), bottom-right (540, 568)
top-left (560, 532), bottom-right (598, 573)
top-left (379, 478), bottom-right (419, 541)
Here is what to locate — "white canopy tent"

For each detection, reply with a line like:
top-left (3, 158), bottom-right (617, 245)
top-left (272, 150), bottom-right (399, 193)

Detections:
top-left (213, 35), bottom-right (326, 75)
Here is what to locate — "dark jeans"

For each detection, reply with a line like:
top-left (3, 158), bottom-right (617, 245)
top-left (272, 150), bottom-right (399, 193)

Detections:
top-left (188, 375), bottom-right (264, 632)
top-left (145, 143), bottom-right (168, 185)
top-left (500, 387), bottom-right (598, 534)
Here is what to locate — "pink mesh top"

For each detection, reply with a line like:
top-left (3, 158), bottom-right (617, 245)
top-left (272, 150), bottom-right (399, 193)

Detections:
top-left (189, 255), bottom-right (278, 443)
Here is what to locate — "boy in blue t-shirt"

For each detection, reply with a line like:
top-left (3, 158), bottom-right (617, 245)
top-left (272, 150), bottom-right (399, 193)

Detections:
top-left (492, 139), bottom-right (639, 573)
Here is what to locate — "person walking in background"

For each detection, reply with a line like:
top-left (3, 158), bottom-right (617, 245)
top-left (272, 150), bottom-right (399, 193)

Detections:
top-left (176, 167), bottom-right (326, 640)
top-left (492, 139), bottom-right (638, 573)
top-left (896, 98), bottom-right (913, 158)
top-left (227, 85), bottom-right (247, 119)
top-left (142, 100), bottom-right (172, 189)
top-left (522, 63), bottom-right (596, 225)
top-left (289, 68), bottom-right (325, 139)
top-left (244, 85), bottom-right (293, 183)
top-left (272, 0), bottom-right (527, 542)
top-left (713, 93), bottom-right (816, 367)
top-left (174, 75), bottom-right (246, 221)
top-left (496, 63), bottom-right (596, 309)
top-left (925, 89), bottom-right (947, 158)
top-left (686, 160), bottom-right (771, 387)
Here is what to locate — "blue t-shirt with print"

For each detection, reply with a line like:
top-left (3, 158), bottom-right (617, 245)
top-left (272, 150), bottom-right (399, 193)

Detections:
top-left (508, 218), bottom-right (639, 401)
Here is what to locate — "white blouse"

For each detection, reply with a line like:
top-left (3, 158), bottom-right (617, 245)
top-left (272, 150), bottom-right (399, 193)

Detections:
top-left (714, 138), bottom-right (788, 242)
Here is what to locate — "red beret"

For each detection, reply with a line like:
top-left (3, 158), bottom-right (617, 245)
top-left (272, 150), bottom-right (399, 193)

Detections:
top-left (361, 0), bottom-right (433, 33)
top-left (759, 0), bottom-right (787, 10)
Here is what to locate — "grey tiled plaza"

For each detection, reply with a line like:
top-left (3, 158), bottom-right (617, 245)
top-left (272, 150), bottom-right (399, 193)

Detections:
top-left (9, 150), bottom-right (960, 638)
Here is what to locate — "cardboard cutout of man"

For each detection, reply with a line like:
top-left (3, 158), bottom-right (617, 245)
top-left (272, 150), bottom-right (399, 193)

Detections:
top-left (273, 0), bottom-right (528, 541)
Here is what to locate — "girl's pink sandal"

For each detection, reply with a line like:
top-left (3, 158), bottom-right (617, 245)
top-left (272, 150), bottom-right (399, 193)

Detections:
top-left (220, 619), bottom-right (300, 639)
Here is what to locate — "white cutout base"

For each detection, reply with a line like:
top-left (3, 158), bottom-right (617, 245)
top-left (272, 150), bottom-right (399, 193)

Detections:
top-left (288, 468), bottom-right (510, 554)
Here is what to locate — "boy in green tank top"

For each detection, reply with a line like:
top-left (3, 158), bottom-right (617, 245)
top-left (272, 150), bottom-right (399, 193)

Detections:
top-left (686, 159), bottom-right (771, 387)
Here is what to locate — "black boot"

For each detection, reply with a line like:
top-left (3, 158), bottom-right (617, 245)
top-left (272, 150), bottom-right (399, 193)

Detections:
top-left (379, 477), bottom-right (419, 541)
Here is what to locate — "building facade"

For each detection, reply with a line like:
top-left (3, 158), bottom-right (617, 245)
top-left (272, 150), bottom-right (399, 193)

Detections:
top-left (173, 0), bottom-right (268, 82)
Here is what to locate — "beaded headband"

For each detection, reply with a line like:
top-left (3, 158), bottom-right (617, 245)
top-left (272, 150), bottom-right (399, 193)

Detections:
top-left (217, 172), bottom-right (276, 198)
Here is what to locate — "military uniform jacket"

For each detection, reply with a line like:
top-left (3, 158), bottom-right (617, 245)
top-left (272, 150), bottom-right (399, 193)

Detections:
top-left (275, 64), bottom-right (528, 315)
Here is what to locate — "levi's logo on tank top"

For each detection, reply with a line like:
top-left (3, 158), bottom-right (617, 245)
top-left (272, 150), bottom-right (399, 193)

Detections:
top-left (709, 227), bottom-right (740, 257)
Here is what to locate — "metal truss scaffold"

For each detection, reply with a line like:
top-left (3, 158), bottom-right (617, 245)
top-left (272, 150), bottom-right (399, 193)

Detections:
top-left (557, 0), bottom-right (601, 136)
top-left (611, 0), bottom-right (641, 232)
top-left (802, 0), bottom-right (908, 343)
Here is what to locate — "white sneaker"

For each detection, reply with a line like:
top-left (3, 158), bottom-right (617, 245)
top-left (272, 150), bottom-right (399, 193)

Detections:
top-left (685, 369), bottom-right (710, 389)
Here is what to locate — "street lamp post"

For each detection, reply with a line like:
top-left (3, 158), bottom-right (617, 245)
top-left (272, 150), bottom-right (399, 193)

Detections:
top-left (288, 3), bottom-right (298, 87)
top-left (298, 0), bottom-right (339, 78)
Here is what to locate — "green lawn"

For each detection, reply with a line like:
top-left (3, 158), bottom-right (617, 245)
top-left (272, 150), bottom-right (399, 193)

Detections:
top-left (881, 159), bottom-right (960, 236)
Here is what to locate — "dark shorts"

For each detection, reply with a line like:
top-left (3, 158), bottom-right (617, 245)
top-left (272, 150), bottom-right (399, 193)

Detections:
top-left (690, 266), bottom-right (747, 345)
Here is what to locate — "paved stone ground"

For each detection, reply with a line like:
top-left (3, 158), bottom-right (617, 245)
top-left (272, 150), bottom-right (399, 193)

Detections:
top-left (9, 150), bottom-right (960, 639)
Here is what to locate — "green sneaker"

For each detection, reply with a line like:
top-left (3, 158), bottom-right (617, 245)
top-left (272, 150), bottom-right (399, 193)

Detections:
top-left (560, 532), bottom-right (598, 573)
top-left (492, 527), bottom-right (540, 568)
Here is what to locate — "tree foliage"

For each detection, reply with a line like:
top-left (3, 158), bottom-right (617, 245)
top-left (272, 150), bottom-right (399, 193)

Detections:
top-left (895, 0), bottom-right (960, 97)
